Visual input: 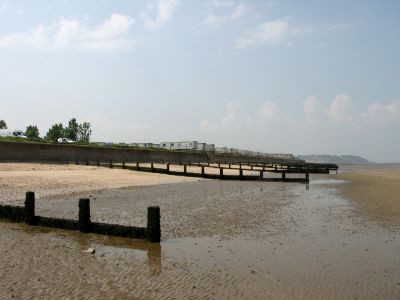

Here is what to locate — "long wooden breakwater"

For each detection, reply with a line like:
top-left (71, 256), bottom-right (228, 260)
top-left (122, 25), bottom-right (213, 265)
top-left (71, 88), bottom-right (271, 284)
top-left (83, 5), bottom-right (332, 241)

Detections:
top-left (71, 160), bottom-right (338, 183)
top-left (0, 192), bottom-right (161, 243)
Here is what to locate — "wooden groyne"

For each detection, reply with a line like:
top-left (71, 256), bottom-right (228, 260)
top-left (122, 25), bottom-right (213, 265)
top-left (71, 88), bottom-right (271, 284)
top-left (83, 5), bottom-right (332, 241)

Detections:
top-left (81, 160), bottom-right (338, 183)
top-left (0, 192), bottom-right (161, 243)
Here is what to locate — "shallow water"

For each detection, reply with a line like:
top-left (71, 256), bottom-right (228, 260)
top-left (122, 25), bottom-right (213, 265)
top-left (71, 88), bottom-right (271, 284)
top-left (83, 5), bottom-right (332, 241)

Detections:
top-left (1, 175), bottom-right (400, 299)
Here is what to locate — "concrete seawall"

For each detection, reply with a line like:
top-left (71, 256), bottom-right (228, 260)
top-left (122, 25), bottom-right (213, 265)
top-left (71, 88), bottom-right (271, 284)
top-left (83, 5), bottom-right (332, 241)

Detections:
top-left (0, 141), bottom-right (304, 164)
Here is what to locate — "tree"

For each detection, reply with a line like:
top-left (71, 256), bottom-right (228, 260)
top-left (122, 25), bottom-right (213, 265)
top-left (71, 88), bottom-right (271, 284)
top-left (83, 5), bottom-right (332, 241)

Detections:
top-left (0, 119), bottom-right (7, 129)
top-left (45, 123), bottom-right (64, 142)
top-left (64, 118), bottom-right (79, 141)
top-left (25, 125), bottom-right (40, 139)
top-left (78, 122), bottom-right (92, 143)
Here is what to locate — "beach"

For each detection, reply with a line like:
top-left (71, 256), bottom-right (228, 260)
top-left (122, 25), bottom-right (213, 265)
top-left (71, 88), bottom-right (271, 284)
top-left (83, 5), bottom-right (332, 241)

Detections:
top-left (0, 163), bottom-right (399, 299)
top-left (337, 166), bottom-right (400, 225)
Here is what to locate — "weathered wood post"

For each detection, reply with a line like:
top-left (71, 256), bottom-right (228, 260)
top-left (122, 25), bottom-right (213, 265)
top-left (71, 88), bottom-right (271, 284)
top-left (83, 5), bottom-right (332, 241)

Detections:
top-left (183, 164), bottom-right (187, 174)
top-left (122, 161), bottom-right (126, 169)
top-left (260, 170), bottom-right (263, 179)
top-left (25, 191), bottom-right (36, 225)
top-left (76, 160), bottom-right (79, 165)
top-left (79, 198), bottom-right (91, 233)
top-left (251, 165), bottom-right (253, 170)
top-left (166, 163), bottom-right (170, 173)
top-left (239, 169), bottom-right (243, 180)
top-left (220, 167), bottom-right (223, 178)
top-left (239, 163), bottom-right (242, 169)
top-left (201, 165), bottom-right (205, 176)
top-left (306, 172), bottom-right (309, 182)
top-left (85, 160), bottom-right (89, 166)
top-left (282, 172), bottom-right (286, 180)
top-left (151, 162), bottom-right (155, 172)
top-left (147, 206), bottom-right (160, 243)
top-left (136, 162), bottom-right (140, 170)
top-left (96, 161), bottom-right (100, 166)
top-left (218, 163), bottom-right (221, 167)
top-left (109, 161), bottom-right (113, 168)
top-left (229, 163), bottom-right (231, 169)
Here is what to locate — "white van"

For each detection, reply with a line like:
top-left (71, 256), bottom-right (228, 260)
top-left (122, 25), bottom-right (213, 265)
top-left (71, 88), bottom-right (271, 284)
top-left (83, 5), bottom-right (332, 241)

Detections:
top-left (0, 129), bottom-right (28, 138)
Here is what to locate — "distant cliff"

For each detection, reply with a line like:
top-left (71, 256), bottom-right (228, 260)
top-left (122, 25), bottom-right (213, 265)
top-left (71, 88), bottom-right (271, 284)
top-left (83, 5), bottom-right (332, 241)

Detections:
top-left (297, 154), bottom-right (370, 164)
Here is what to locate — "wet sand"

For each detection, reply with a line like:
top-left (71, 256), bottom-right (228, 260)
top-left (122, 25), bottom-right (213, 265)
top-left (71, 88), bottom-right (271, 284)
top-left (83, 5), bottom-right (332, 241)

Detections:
top-left (0, 163), bottom-right (400, 299)
top-left (337, 167), bottom-right (400, 224)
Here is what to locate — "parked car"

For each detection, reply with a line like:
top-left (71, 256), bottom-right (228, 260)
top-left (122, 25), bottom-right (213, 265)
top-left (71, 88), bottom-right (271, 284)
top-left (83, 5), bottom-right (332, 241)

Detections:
top-left (0, 129), bottom-right (28, 138)
top-left (57, 138), bottom-right (75, 144)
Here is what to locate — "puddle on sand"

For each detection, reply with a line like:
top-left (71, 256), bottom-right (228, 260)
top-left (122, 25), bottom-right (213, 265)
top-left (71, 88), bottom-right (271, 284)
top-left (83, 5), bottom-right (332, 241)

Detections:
top-left (1, 179), bottom-right (400, 299)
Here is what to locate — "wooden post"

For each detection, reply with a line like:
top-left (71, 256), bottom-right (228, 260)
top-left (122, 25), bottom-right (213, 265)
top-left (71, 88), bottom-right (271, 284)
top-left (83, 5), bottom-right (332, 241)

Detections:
top-left (220, 167), bottom-right (223, 178)
top-left (260, 170), bottom-right (263, 179)
top-left (183, 164), bottom-right (187, 174)
top-left (25, 191), bottom-right (36, 225)
top-left (76, 160), bottom-right (79, 165)
top-left (201, 165), bottom-right (205, 176)
top-left (239, 163), bottom-right (242, 169)
top-left (229, 163), bottom-right (231, 169)
top-left (147, 206), bottom-right (161, 243)
top-left (151, 162), bottom-right (155, 172)
top-left (282, 172), bottom-right (286, 180)
top-left (218, 163), bottom-right (220, 167)
top-left (239, 169), bottom-right (243, 179)
top-left (166, 163), bottom-right (170, 173)
top-left (306, 172), bottom-right (309, 182)
top-left (96, 161), bottom-right (100, 166)
top-left (136, 162), bottom-right (140, 170)
top-left (85, 160), bottom-right (89, 166)
top-left (122, 161), bottom-right (126, 169)
top-left (109, 161), bottom-right (113, 168)
top-left (251, 165), bottom-right (253, 170)
top-left (79, 198), bottom-right (91, 233)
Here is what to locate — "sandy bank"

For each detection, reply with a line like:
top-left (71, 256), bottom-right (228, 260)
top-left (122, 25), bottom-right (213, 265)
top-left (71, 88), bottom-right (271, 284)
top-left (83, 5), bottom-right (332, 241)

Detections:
top-left (337, 168), bottom-right (400, 223)
top-left (0, 163), bottom-right (199, 203)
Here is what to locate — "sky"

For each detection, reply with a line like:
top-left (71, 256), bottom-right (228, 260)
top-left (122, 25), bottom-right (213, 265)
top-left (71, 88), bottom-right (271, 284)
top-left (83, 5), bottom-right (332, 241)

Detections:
top-left (0, 0), bottom-right (399, 162)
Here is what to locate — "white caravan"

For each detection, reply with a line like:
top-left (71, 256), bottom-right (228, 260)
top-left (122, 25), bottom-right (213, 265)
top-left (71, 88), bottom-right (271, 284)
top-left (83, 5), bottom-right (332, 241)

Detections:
top-left (0, 129), bottom-right (27, 138)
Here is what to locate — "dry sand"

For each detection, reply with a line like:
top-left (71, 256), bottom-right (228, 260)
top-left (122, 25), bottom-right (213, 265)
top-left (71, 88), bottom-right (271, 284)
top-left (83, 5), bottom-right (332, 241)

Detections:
top-left (0, 163), bottom-right (400, 299)
top-left (0, 163), bottom-right (199, 204)
top-left (337, 168), bottom-right (400, 224)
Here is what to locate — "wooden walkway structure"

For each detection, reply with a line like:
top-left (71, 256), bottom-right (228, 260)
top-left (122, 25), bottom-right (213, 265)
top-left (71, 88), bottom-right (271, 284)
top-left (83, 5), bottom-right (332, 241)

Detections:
top-left (88, 160), bottom-right (338, 183)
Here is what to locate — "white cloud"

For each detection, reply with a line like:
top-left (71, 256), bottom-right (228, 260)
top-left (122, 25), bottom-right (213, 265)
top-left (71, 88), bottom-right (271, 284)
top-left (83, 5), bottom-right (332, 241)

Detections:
top-left (256, 101), bottom-right (278, 121)
top-left (203, 3), bottom-right (248, 29)
top-left (143, 0), bottom-right (179, 30)
top-left (221, 102), bottom-right (241, 125)
top-left (235, 19), bottom-right (311, 49)
top-left (328, 19), bottom-right (362, 31)
top-left (328, 94), bottom-right (352, 121)
top-left (0, 0), bottom-right (9, 12)
top-left (0, 13), bottom-right (135, 53)
top-left (361, 101), bottom-right (400, 122)
top-left (89, 13), bottom-right (134, 39)
top-left (212, 0), bottom-right (234, 7)
top-left (203, 13), bottom-right (229, 29)
top-left (231, 4), bottom-right (247, 19)
top-left (304, 96), bottom-right (317, 119)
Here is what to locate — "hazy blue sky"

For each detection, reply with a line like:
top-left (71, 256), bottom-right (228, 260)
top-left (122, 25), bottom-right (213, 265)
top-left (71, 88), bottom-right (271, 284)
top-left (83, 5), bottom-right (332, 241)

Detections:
top-left (1, 0), bottom-right (399, 162)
